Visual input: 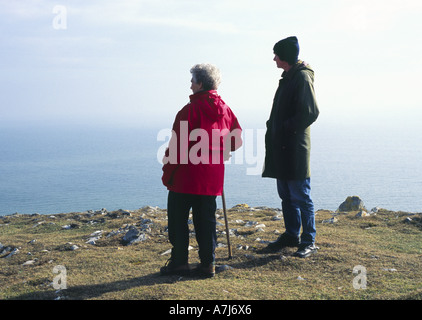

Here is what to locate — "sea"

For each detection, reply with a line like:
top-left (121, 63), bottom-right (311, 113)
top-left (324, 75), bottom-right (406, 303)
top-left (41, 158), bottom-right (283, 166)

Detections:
top-left (1, 120), bottom-right (421, 216)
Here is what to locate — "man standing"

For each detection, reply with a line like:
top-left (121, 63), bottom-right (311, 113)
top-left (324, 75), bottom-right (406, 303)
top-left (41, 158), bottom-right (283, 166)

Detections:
top-left (260, 36), bottom-right (319, 258)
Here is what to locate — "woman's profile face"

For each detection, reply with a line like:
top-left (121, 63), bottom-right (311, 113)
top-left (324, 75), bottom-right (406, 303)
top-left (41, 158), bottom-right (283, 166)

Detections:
top-left (190, 78), bottom-right (203, 94)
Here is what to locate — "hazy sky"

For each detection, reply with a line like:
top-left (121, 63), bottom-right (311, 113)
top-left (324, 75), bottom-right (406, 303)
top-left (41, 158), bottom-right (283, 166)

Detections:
top-left (1, 0), bottom-right (421, 129)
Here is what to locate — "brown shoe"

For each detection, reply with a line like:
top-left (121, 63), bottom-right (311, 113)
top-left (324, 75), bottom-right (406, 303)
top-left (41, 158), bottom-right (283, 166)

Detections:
top-left (160, 259), bottom-right (190, 276)
top-left (193, 262), bottom-right (215, 278)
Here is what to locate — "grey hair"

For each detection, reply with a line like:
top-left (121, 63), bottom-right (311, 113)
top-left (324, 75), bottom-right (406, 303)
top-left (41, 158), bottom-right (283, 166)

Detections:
top-left (190, 63), bottom-right (221, 91)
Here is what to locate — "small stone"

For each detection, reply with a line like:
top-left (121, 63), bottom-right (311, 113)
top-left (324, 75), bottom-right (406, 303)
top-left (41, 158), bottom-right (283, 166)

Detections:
top-left (5, 248), bottom-right (19, 258)
top-left (33, 221), bottom-right (46, 228)
top-left (216, 265), bottom-right (234, 273)
top-left (117, 209), bottom-right (132, 216)
top-left (371, 207), bottom-right (381, 213)
top-left (322, 217), bottom-right (338, 224)
top-left (22, 259), bottom-right (37, 266)
top-left (244, 221), bottom-right (258, 227)
top-left (161, 248), bottom-right (172, 255)
top-left (122, 226), bottom-right (147, 245)
top-left (86, 230), bottom-right (103, 245)
top-left (140, 205), bottom-right (158, 213)
top-left (140, 218), bottom-right (152, 224)
top-left (355, 210), bottom-right (370, 217)
top-left (90, 230), bottom-right (103, 237)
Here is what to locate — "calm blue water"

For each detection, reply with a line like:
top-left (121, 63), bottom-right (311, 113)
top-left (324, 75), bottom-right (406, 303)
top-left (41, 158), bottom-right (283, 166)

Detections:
top-left (1, 121), bottom-right (421, 215)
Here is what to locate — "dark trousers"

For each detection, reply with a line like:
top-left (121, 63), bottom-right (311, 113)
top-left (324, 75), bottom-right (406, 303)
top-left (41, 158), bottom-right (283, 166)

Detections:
top-left (167, 191), bottom-right (217, 266)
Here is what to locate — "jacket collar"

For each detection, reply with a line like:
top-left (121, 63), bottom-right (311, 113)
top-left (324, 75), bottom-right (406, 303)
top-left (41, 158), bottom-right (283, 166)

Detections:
top-left (189, 90), bottom-right (218, 102)
top-left (281, 60), bottom-right (306, 80)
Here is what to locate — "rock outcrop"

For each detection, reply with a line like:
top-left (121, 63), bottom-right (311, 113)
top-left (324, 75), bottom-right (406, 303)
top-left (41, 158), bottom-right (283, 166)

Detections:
top-left (337, 196), bottom-right (367, 212)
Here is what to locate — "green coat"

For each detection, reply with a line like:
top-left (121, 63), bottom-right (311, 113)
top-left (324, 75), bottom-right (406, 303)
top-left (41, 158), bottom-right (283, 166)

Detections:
top-left (262, 61), bottom-right (319, 180)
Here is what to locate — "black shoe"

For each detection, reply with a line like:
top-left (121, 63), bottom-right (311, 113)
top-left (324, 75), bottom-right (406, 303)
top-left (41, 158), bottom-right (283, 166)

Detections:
top-left (294, 244), bottom-right (319, 258)
top-left (256, 233), bottom-right (300, 254)
top-left (160, 259), bottom-right (190, 276)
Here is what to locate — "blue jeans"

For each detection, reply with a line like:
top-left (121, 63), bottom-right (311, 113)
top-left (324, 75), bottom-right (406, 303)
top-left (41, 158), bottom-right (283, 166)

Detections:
top-left (277, 178), bottom-right (316, 245)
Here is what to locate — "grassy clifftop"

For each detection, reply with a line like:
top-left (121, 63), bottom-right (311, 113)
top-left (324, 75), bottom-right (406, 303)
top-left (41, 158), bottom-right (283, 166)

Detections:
top-left (0, 204), bottom-right (421, 300)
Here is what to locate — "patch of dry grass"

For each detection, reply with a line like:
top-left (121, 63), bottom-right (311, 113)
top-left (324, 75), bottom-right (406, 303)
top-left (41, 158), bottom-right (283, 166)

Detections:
top-left (0, 206), bottom-right (421, 300)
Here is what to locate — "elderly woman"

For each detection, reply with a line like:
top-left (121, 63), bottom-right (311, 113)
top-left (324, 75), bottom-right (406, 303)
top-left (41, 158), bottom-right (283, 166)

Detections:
top-left (161, 63), bottom-right (242, 278)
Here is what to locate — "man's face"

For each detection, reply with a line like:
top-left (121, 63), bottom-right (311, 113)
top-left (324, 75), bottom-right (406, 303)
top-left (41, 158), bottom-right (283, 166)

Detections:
top-left (273, 54), bottom-right (290, 70)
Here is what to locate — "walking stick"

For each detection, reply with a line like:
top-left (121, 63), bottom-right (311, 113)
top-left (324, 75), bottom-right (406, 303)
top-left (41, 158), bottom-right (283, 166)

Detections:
top-left (221, 189), bottom-right (233, 259)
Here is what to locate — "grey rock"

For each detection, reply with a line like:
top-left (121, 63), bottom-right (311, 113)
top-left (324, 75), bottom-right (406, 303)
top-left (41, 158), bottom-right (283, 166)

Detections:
top-left (382, 268), bottom-right (397, 272)
top-left (22, 259), bottom-right (37, 266)
top-left (122, 226), bottom-right (147, 245)
top-left (4, 247), bottom-right (19, 258)
top-left (216, 265), bottom-right (234, 273)
top-left (86, 230), bottom-right (103, 245)
top-left (244, 221), bottom-right (258, 227)
top-left (322, 217), bottom-right (338, 224)
top-left (371, 207), bottom-right (382, 213)
top-left (355, 210), bottom-right (370, 217)
top-left (140, 206), bottom-right (159, 213)
top-left (62, 223), bottom-right (79, 230)
top-left (117, 209), bottom-right (132, 216)
top-left (337, 196), bottom-right (367, 212)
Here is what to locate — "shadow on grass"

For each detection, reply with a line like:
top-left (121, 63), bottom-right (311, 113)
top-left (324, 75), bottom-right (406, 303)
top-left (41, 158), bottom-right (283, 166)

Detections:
top-left (9, 271), bottom-right (197, 300)
top-left (10, 254), bottom-right (281, 300)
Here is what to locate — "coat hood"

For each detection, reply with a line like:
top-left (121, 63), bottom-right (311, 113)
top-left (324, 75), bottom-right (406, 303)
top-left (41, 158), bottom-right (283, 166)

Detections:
top-left (189, 90), bottom-right (227, 122)
top-left (283, 60), bottom-right (314, 82)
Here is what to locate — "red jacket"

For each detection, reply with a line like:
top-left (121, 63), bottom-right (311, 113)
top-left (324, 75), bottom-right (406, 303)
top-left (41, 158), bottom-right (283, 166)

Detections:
top-left (162, 90), bottom-right (242, 196)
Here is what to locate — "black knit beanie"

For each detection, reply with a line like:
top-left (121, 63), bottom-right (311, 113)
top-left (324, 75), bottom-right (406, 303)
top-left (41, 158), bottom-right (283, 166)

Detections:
top-left (273, 36), bottom-right (300, 65)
